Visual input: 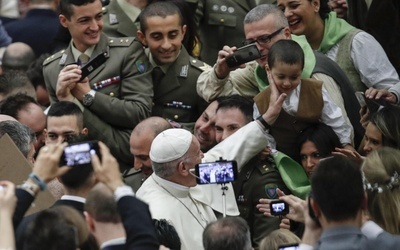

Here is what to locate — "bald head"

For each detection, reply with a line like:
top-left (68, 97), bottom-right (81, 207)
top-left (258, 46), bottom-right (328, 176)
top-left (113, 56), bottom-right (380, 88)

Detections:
top-left (2, 42), bottom-right (36, 71)
top-left (0, 114), bottom-right (17, 122)
top-left (132, 116), bottom-right (171, 138)
top-left (130, 117), bottom-right (171, 178)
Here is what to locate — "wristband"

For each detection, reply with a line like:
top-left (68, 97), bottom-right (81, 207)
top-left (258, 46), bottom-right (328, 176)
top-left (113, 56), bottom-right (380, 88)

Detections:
top-left (257, 115), bottom-right (271, 130)
top-left (28, 173), bottom-right (47, 191)
top-left (18, 182), bottom-right (40, 196)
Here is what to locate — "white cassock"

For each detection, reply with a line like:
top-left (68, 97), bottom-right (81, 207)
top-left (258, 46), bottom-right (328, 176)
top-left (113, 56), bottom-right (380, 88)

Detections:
top-left (137, 121), bottom-right (270, 250)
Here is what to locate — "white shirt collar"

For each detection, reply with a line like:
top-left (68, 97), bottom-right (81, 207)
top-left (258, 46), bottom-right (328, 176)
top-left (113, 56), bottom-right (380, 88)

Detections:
top-left (61, 195), bottom-right (86, 203)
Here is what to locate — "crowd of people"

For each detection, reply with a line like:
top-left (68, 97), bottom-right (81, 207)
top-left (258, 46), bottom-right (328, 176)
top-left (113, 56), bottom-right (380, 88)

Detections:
top-left (1, 0), bottom-right (400, 249)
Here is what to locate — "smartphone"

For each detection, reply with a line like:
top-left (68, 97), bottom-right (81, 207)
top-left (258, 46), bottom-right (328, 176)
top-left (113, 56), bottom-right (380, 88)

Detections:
top-left (278, 244), bottom-right (299, 250)
top-left (354, 91), bottom-right (381, 113)
top-left (270, 200), bottom-right (289, 216)
top-left (79, 52), bottom-right (107, 82)
top-left (195, 160), bottom-right (238, 184)
top-left (60, 140), bottom-right (100, 167)
top-left (225, 44), bottom-right (261, 68)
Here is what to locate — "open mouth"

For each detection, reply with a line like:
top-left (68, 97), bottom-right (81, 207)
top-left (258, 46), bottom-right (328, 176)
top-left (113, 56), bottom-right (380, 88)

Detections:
top-left (288, 19), bottom-right (300, 27)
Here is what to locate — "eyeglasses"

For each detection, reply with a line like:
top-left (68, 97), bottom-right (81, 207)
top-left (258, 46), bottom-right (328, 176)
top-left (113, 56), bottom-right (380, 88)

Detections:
top-left (243, 27), bottom-right (285, 46)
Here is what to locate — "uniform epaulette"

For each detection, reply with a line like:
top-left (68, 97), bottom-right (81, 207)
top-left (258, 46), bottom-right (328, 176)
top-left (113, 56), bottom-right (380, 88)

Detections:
top-left (190, 58), bottom-right (211, 72)
top-left (43, 50), bottom-right (66, 66)
top-left (108, 37), bottom-right (135, 47)
top-left (102, 6), bottom-right (108, 14)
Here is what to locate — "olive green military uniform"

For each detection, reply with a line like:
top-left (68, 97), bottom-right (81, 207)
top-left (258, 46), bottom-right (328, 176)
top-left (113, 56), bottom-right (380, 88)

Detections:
top-left (43, 33), bottom-right (153, 172)
top-left (102, 0), bottom-right (141, 38)
top-left (190, 0), bottom-right (275, 65)
top-left (150, 46), bottom-right (210, 132)
top-left (233, 155), bottom-right (291, 248)
top-left (123, 168), bottom-right (145, 192)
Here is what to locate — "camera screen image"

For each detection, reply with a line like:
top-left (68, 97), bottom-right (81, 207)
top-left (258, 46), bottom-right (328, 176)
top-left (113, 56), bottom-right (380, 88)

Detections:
top-left (198, 161), bottom-right (236, 184)
top-left (63, 143), bottom-right (96, 167)
top-left (270, 200), bottom-right (289, 216)
top-left (272, 202), bottom-right (286, 213)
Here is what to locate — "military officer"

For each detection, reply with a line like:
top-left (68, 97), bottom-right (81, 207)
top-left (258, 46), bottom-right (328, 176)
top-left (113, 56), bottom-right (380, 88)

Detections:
top-left (190, 0), bottom-right (275, 65)
top-left (102, 0), bottom-right (147, 38)
top-left (214, 95), bottom-right (292, 248)
top-left (43, 0), bottom-right (153, 172)
top-left (137, 1), bottom-right (209, 131)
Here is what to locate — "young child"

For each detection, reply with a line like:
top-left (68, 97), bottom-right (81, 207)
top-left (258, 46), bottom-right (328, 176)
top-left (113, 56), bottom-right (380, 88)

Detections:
top-left (253, 39), bottom-right (353, 163)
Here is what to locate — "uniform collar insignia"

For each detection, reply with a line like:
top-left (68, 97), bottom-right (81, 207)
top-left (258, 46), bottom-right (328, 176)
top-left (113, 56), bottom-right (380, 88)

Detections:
top-left (179, 65), bottom-right (188, 77)
top-left (109, 13), bottom-right (118, 25)
top-left (59, 53), bottom-right (67, 65)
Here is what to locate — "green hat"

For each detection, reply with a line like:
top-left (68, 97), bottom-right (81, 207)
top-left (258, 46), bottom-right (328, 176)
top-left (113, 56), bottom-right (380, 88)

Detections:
top-left (273, 151), bottom-right (310, 200)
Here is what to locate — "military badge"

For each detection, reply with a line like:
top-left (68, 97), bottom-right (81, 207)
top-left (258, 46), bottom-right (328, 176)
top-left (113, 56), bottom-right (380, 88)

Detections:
top-left (179, 65), bottom-right (189, 77)
top-left (265, 184), bottom-right (278, 199)
top-left (136, 61), bottom-right (146, 74)
top-left (109, 13), bottom-right (118, 25)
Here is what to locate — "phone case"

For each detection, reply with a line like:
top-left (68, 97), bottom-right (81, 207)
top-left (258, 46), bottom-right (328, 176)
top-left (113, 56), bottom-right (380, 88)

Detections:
top-left (79, 52), bottom-right (107, 82)
top-left (225, 44), bottom-right (261, 68)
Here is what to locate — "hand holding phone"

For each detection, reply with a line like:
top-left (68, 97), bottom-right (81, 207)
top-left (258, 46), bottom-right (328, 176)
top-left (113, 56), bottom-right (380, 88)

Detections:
top-left (270, 200), bottom-right (289, 216)
top-left (79, 52), bottom-right (107, 82)
top-left (60, 140), bottom-right (101, 167)
top-left (225, 44), bottom-right (261, 68)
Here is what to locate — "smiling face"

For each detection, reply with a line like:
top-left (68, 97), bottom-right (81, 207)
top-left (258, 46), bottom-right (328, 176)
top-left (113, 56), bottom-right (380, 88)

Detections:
top-left (130, 131), bottom-right (154, 179)
top-left (138, 14), bottom-right (186, 65)
top-left (194, 101), bottom-right (218, 152)
top-left (215, 108), bottom-right (248, 143)
top-left (277, 0), bottom-right (321, 37)
top-left (59, 0), bottom-right (103, 52)
top-left (267, 61), bottom-right (302, 95)
top-left (244, 15), bottom-right (291, 67)
top-left (363, 122), bottom-right (383, 156)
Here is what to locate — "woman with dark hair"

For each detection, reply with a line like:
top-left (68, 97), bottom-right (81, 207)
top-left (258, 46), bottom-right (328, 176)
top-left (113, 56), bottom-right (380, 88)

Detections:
top-left (276, 0), bottom-right (400, 97)
top-left (297, 123), bottom-right (341, 177)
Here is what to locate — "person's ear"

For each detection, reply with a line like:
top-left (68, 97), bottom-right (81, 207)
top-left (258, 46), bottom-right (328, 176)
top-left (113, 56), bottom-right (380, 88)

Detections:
top-left (310, 198), bottom-right (321, 218)
top-left (181, 25), bottom-right (187, 39)
top-left (362, 192), bottom-right (368, 210)
top-left (81, 128), bottom-right (88, 135)
top-left (312, 0), bottom-right (320, 12)
top-left (178, 161), bottom-right (189, 176)
top-left (59, 14), bottom-right (68, 28)
top-left (137, 31), bottom-right (147, 47)
top-left (84, 211), bottom-right (96, 232)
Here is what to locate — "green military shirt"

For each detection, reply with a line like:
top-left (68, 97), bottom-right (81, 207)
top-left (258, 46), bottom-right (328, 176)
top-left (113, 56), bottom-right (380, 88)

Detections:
top-left (102, 0), bottom-right (141, 38)
top-left (233, 155), bottom-right (291, 248)
top-left (150, 46), bottom-right (210, 132)
top-left (43, 33), bottom-right (153, 172)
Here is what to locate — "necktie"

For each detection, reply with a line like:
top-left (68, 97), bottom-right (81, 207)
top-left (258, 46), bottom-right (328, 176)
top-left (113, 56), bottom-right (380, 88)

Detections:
top-left (152, 67), bottom-right (165, 85)
top-left (78, 53), bottom-right (90, 66)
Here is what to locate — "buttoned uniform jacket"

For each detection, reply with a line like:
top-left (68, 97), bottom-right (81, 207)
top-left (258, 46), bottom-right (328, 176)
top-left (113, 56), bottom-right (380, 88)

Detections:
top-left (102, 0), bottom-right (140, 38)
top-left (151, 46), bottom-right (209, 131)
top-left (43, 33), bottom-right (153, 172)
top-left (190, 0), bottom-right (275, 65)
top-left (233, 155), bottom-right (291, 248)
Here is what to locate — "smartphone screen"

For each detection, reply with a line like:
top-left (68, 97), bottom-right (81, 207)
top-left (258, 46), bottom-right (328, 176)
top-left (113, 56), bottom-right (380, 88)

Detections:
top-left (60, 141), bottom-right (100, 167)
top-left (195, 161), bottom-right (238, 184)
top-left (270, 200), bottom-right (289, 216)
